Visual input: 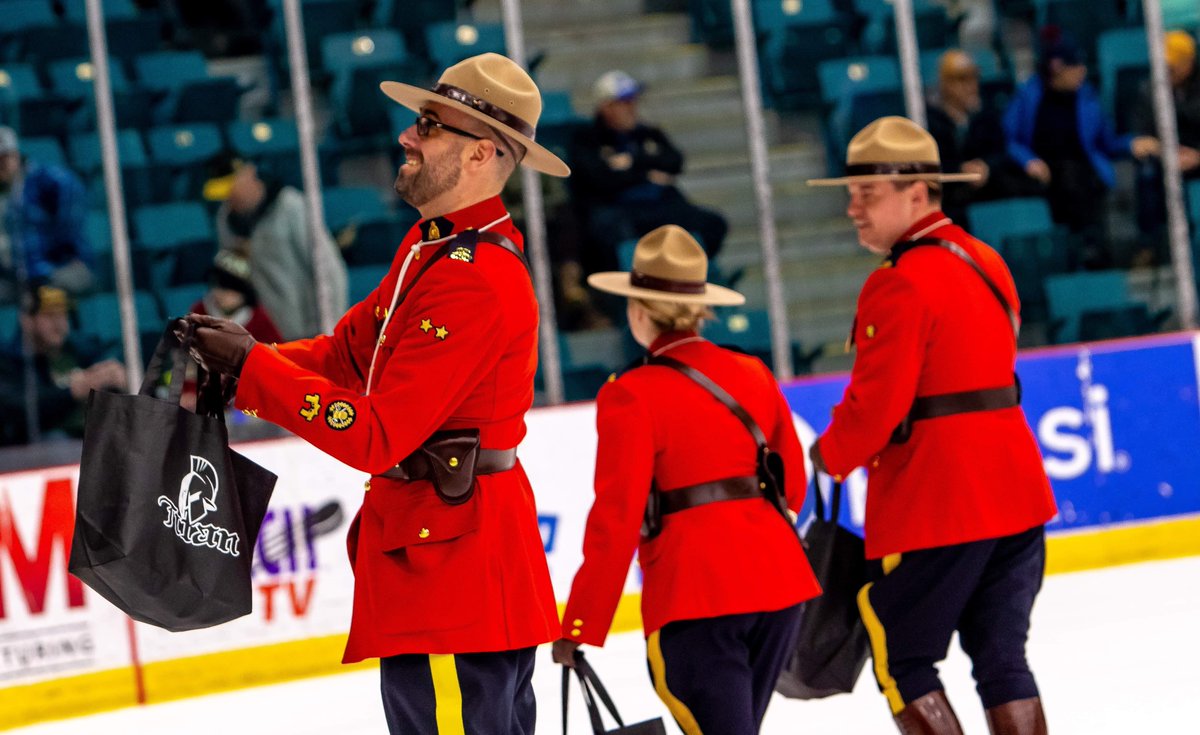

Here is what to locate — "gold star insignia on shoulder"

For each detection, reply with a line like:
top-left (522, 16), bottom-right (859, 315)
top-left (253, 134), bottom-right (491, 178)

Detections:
top-left (420, 318), bottom-right (433, 333)
top-left (435, 325), bottom-right (449, 340)
top-left (865, 325), bottom-right (877, 339)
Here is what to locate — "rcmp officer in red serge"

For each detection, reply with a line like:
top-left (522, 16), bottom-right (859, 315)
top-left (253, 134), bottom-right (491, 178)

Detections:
top-left (550, 225), bottom-right (822, 734)
top-left (181, 53), bottom-right (570, 733)
top-left (808, 116), bottom-right (1058, 735)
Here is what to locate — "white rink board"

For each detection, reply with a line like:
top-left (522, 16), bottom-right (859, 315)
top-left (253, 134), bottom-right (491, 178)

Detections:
top-left (9, 555), bottom-right (1200, 734)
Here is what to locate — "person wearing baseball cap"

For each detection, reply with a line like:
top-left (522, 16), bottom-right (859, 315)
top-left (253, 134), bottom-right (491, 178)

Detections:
top-left (551, 225), bottom-right (820, 733)
top-left (809, 116), bottom-right (1057, 734)
top-left (1004, 26), bottom-right (1159, 268)
top-left (569, 69), bottom-right (728, 278)
top-left (0, 126), bottom-right (95, 303)
top-left (182, 52), bottom-right (567, 733)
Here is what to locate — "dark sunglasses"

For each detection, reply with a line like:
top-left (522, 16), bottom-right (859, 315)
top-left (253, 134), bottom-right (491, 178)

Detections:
top-left (414, 114), bottom-right (505, 156)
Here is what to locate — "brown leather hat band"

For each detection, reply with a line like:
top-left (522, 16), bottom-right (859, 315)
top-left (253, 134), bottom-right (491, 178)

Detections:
top-left (845, 162), bottom-right (942, 177)
top-left (432, 83), bottom-right (536, 140)
top-left (630, 270), bottom-right (706, 295)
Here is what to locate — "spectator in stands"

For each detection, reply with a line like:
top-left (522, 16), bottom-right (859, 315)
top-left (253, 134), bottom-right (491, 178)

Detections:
top-left (927, 49), bottom-right (1032, 223)
top-left (1133, 30), bottom-right (1200, 264)
top-left (569, 70), bottom-right (727, 276)
top-left (188, 250), bottom-right (283, 344)
top-left (1004, 27), bottom-right (1159, 268)
top-left (0, 127), bottom-right (94, 303)
top-left (208, 159), bottom-right (347, 341)
top-left (0, 283), bottom-right (125, 446)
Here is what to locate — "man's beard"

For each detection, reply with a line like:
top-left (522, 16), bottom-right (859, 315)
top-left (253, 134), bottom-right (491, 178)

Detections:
top-left (394, 147), bottom-right (462, 208)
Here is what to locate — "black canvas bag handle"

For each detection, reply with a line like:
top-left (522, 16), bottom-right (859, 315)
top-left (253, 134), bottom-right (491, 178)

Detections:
top-left (562, 651), bottom-right (629, 734)
top-left (142, 321), bottom-right (228, 421)
top-left (813, 478), bottom-right (844, 525)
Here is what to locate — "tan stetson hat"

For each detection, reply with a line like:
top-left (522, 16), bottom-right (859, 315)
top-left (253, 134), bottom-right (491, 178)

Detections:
top-left (588, 225), bottom-right (745, 306)
top-left (381, 52), bottom-right (570, 178)
top-left (808, 115), bottom-right (981, 186)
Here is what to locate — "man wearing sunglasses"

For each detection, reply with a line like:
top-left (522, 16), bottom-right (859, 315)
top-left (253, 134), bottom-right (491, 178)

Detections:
top-left (183, 53), bottom-right (570, 733)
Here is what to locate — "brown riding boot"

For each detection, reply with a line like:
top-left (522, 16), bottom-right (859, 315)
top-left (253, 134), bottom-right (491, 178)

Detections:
top-left (894, 690), bottom-right (965, 734)
top-left (985, 697), bottom-right (1048, 735)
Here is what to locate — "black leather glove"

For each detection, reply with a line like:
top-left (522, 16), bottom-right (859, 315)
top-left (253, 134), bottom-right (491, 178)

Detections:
top-left (182, 313), bottom-right (257, 377)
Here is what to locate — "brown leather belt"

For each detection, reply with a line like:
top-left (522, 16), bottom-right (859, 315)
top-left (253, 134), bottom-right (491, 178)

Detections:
top-left (660, 475), bottom-right (765, 516)
top-left (381, 447), bottom-right (517, 481)
top-left (910, 384), bottom-right (1020, 420)
top-left (892, 383), bottom-right (1020, 443)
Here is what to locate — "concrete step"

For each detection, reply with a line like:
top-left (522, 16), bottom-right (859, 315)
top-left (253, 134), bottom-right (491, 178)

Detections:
top-left (638, 76), bottom-right (746, 122)
top-left (534, 43), bottom-right (710, 99)
top-left (692, 177), bottom-right (848, 229)
top-left (473, 0), bottom-right (647, 30)
top-left (530, 13), bottom-right (693, 59)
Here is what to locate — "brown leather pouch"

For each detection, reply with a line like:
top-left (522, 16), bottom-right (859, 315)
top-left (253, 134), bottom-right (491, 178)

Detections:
top-left (416, 429), bottom-right (481, 505)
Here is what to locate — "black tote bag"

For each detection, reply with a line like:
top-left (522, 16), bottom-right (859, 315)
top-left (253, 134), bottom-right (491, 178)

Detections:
top-left (775, 480), bottom-right (870, 699)
top-left (562, 652), bottom-right (666, 735)
top-left (69, 324), bottom-right (277, 632)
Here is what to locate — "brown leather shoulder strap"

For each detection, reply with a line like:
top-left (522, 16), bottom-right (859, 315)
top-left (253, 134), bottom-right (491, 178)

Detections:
top-left (645, 355), bottom-right (768, 448)
top-left (908, 237), bottom-right (1020, 340)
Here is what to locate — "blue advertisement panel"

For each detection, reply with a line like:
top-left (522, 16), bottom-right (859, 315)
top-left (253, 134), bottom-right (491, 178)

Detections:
top-left (781, 333), bottom-right (1200, 536)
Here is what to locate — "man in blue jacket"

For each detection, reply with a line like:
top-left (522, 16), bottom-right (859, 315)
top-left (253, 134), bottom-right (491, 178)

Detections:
top-left (1003, 28), bottom-right (1158, 269)
top-left (0, 127), bottom-right (95, 302)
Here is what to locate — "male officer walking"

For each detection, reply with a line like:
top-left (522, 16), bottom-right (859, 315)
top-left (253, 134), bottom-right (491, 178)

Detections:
top-left (808, 116), bottom-right (1057, 735)
top-left (184, 53), bottom-right (570, 733)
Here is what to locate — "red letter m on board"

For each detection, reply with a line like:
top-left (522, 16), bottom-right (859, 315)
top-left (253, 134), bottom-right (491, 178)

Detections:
top-left (0, 478), bottom-right (85, 618)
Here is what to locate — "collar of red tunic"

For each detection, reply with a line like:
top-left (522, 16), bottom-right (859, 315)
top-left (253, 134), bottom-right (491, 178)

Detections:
top-left (416, 196), bottom-right (510, 242)
top-left (896, 210), bottom-right (951, 244)
top-left (648, 330), bottom-right (701, 356)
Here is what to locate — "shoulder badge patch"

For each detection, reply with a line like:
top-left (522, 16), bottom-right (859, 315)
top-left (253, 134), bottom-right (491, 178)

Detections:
top-left (449, 242), bottom-right (477, 263)
top-left (299, 393), bottom-right (321, 422)
top-left (325, 400), bottom-right (356, 430)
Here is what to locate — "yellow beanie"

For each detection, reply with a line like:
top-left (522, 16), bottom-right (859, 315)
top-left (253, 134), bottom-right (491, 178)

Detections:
top-left (1165, 31), bottom-right (1196, 69)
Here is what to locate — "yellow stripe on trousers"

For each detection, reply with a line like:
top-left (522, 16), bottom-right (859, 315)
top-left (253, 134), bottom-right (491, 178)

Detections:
top-left (858, 574), bottom-right (906, 715)
top-left (428, 654), bottom-right (466, 735)
top-left (646, 630), bottom-right (704, 735)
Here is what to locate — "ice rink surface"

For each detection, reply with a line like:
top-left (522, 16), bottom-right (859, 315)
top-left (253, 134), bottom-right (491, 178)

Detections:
top-left (12, 555), bottom-right (1199, 734)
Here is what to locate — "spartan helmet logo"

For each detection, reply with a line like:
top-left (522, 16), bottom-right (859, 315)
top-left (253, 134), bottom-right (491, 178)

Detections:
top-left (178, 455), bottom-right (220, 525)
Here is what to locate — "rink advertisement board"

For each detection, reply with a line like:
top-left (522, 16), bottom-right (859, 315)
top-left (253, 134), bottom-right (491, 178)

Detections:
top-left (781, 332), bottom-right (1200, 536)
top-left (3, 332), bottom-right (1200, 727)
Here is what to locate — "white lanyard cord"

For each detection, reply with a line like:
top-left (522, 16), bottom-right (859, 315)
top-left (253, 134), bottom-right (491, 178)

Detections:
top-left (364, 213), bottom-right (511, 395)
top-left (907, 217), bottom-right (952, 243)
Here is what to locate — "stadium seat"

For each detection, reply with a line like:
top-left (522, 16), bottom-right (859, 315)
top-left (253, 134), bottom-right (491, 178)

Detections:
top-left (1044, 270), bottom-right (1136, 344)
top-left (48, 56), bottom-right (154, 131)
top-left (134, 51), bottom-right (245, 125)
top-left (67, 129), bottom-right (153, 208)
top-left (705, 309), bottom-right (774, 364)
top-left (323, 30), bottom-right (425, 147)
top-left (1035, 0), bottom-right (1125, 68)
top-left (0, 0), bottom-right (58, 57)
top-left (425, 22), bottom-right (506, 70)
top-left (132, 202), bottom-right (216, 288)
top-left (323, 186), bottom-right (389, 234)
top-left (967, 197), bottom-right (1063, 321)
top-left (145, 123), bottom-right (226, 202)
top-left (818, 55), bottom-right (901, 107)
top-left (348, 264), bottom-right (390, 304)
top-left (0, 63), bottom-right (72, 137)
top-left (266, 0), bottom-right (361, 82)
top-left (227, 118), bottom-right (301, 188)
top-left (159, 283), bottom-right (208, 320)
top-left (536, 90), bottom-right (584, 161)
top-left (855, 0), bottom-right (951, 55)
top-left (20, 136), bottom-right (66, 167)
top-left (372, 0), bottom-right (457, 60)
top-left (1078, 302), bottom-right (1168, 342)
top-left (758, 0), bottom-right (856, 110)
top-left (1097, 27), bottom-right (1150, 135)
top-left (967, 198), bottom-right (1055, 249)
top-left (0, 303), bottom-right (16, 344)
top-left (83, 210), bottom-right (115, 292)
top-left (74, 289), bottom-right (162, 354)
top-left (61, 0), bottom-right (160, 59)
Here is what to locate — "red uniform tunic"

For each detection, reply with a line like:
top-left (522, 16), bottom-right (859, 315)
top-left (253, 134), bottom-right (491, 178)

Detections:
top-left (233, 196), bottom-right (558, 661)
top-left (817, 212), bottom-right (1057, 560)
top-left (561, 333), bottom-right (821, 646)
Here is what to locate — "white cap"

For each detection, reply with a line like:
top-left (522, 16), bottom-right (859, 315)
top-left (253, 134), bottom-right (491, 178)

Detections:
top-left (592, 70), bottom-right (642, 106)
top-left (0, 127), bottom-right (18, 155)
